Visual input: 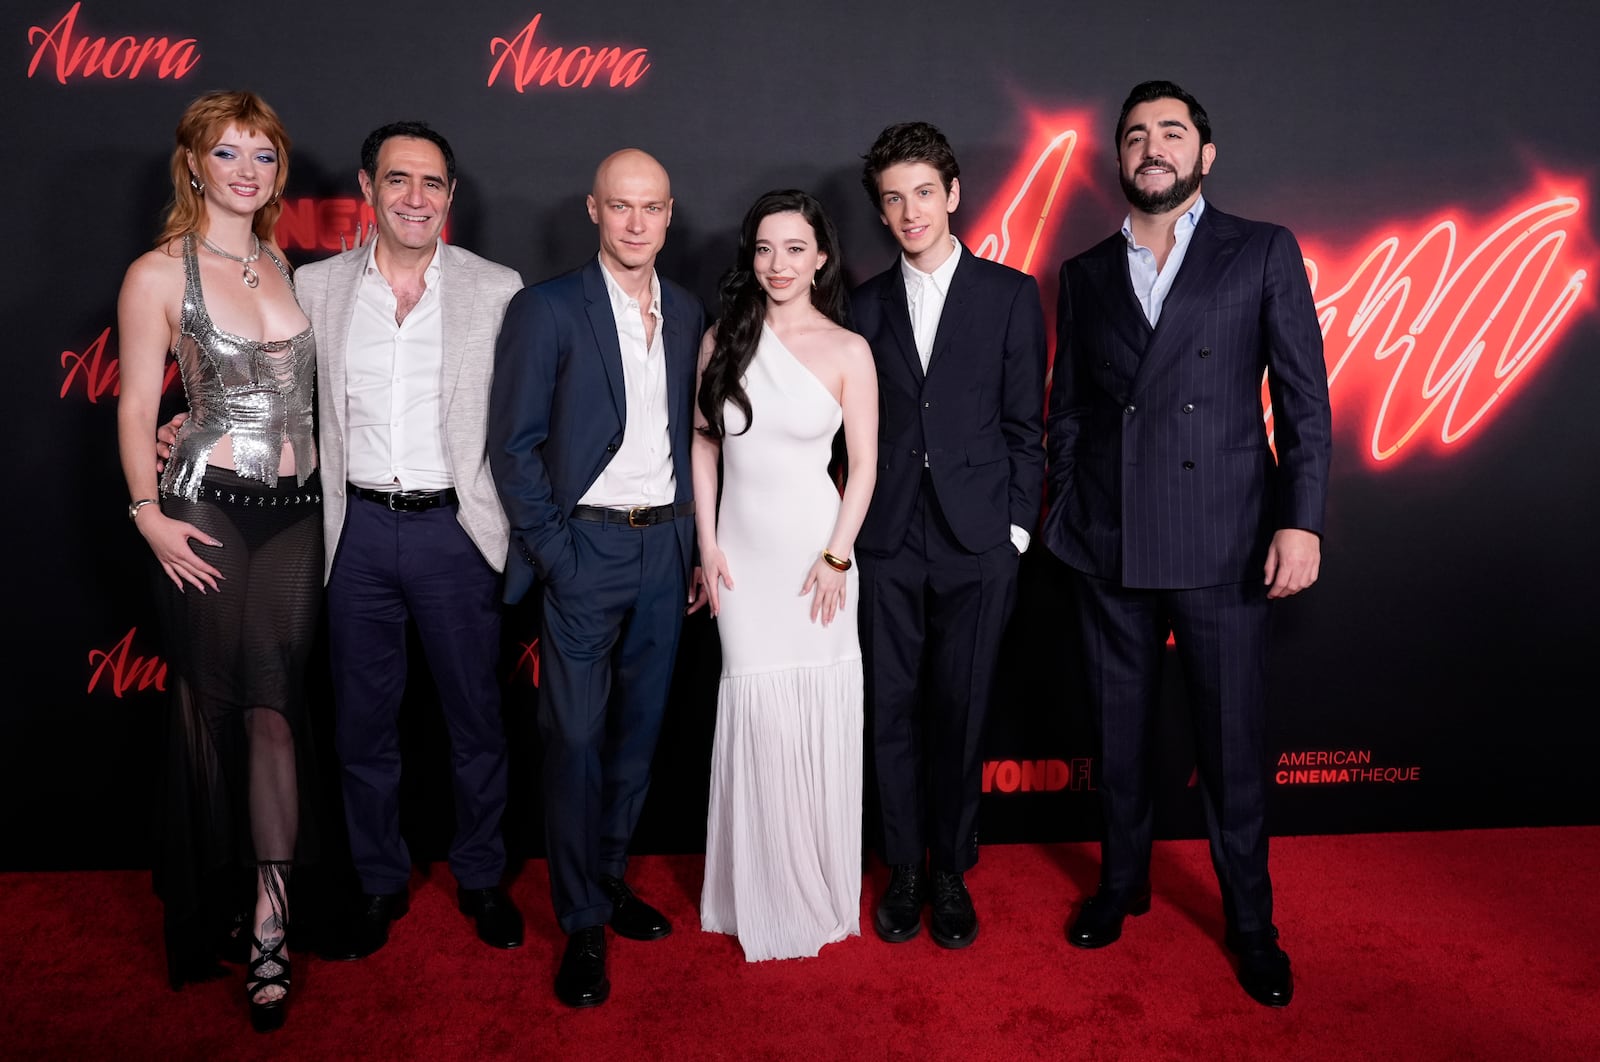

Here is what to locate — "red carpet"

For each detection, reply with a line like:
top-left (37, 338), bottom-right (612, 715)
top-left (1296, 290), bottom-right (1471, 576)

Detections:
top-left (7, 827), bottom-right (1598, 1061)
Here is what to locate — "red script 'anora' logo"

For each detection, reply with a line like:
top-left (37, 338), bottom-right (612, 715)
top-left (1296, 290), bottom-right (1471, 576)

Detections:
top-left (487, 13), bottom-right (649, 92)
top-left (87, 627), bottom-right (167, 697)
top-left (60, 327), bottom-right (179, 403)
top-left (27, 3), bottom-right (199, 83)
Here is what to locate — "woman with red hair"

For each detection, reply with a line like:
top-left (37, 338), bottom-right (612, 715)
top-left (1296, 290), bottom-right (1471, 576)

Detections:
top-left (116, 90), bottom-right (319, 1032)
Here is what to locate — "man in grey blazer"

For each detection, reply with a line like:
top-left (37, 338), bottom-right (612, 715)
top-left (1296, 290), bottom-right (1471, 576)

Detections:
top-left (294, 122), bottom-right (525, 958)
top-left (1044, 82), bottom-right (1331, 1008)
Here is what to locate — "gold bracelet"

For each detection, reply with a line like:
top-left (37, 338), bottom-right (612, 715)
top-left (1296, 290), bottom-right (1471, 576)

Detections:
top-left (821, 549), bottom-right (851, 572)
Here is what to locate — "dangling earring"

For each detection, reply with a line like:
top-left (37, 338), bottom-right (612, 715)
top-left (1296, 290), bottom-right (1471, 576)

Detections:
top-left (189, 173), bottom-right (205, 194)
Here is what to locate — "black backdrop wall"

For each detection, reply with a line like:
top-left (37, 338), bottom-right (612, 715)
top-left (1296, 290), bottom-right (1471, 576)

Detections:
top-left (10, 0), bottom-right (1599, 871)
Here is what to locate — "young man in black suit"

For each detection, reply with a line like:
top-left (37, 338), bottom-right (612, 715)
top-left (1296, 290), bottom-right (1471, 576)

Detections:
top-left (851, 122), bottom-right (1047, 949)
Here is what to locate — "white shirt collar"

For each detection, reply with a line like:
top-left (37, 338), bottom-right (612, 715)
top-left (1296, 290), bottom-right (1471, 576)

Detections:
top-left (598, 256), bottom-right (662, 319)
top-left (364, 238), bottom-right (444, 284)
top-left (1121, 195), bottom-right (1207, 250)
top-left (900, 235), bottom-right (962, 295)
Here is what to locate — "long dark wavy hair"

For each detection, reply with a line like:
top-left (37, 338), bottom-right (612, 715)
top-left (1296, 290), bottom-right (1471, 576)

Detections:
top-left (697, 190), bottom-right (846, 439)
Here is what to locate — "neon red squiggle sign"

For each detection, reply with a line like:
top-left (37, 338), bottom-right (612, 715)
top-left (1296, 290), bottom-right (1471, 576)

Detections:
top-left (967, 119), bottom-right (1594, 465)
top-left (969, 110), bottom-right (1096, 277)
top-left (1297, 191), bottom-right (1591, 464)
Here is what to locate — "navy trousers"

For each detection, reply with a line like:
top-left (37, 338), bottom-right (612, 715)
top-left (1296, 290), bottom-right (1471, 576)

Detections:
top-left (1069, 568), bottom-right (1274, 934)
top-left (538, 515), bottom-right (686, 934)
top-left (327, 495), bottom-right (508, 894)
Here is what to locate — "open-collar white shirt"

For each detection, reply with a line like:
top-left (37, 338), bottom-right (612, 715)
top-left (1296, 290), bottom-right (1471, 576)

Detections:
top-left (344, 239), bottom-right (450, 491)
top-left (579, 258), bottom-right (675, 507)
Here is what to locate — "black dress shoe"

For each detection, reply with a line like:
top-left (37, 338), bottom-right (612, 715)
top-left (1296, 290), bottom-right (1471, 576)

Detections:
top-left (317, 891), bottom-right (409, 961)
top-left (873, 863), bottom-right (925, 943)
top-left (598, 875), bottom-right (671, 941)
top-left (1065, 885), bottom-right (1151, 949)
top-left (555, 926), bottom-right (609, 1008)
top-left (929, 870), bottom-right (978, 949)
top-left (1228, 927), bottom-right (1294, 1007)
top-left (458, 886), bottom-right (524, 949)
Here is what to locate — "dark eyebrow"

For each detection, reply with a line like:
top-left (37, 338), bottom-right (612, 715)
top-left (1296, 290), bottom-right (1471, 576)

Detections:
top-left (1125, 118), bottom-right (1189, 140)
top-left (384, 167), bottom-right (447, 183)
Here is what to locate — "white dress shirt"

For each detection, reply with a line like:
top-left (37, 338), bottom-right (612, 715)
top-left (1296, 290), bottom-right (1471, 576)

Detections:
top-left (901, 236), bottom-right (1030, 555)
top-left (580, 258), bottom-right (675, 507)
top-left (344, 240), bottom-right (451, 490)
top-left (1123, 195), bottom-right (1206, 327)
top-left (901, 235), bottom-right (963, 371)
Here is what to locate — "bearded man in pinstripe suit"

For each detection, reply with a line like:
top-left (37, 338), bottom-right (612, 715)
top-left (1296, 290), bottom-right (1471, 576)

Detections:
top-left (1042, 80), bottom-right (1332, 1008)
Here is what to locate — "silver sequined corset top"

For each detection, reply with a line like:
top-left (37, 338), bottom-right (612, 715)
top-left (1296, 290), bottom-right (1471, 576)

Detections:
top-left (160, 234), bottom-right (317, 502)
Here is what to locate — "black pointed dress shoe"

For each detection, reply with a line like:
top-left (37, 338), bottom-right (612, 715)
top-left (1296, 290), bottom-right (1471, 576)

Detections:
top-left (929, 870), bottom-right (979, 949)
top-left (458, 885), bottom-right (525, 949)
top-left (1065, 884), bottom-right (1151, 949)
top-left (873, 863), bottom-right (925, 943)
top-left (1228, 928), bottom-right (1293, 1007)
top-left (598, 875), bottom-right (671, 941)
top-left (318, 890), bottom-right (409, 961)
top-left (555, 926), bottom-right (609, 1008)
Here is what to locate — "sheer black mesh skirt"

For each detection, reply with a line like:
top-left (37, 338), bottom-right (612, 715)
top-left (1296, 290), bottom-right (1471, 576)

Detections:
top-left (150, 467), bottom-right (324, 988)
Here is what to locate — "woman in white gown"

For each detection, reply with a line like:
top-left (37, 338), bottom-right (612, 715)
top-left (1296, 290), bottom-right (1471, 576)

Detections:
top-left (693, 190), bottom-right (878, 961)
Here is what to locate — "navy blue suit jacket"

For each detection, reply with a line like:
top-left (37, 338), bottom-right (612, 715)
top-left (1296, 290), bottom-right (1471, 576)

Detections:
top-left (850, 249), bottom-right (1047, 555)
top-left (488, 258), bottom-right (705, 604)
top-left (1042, 206), bottom-right (1332, 589)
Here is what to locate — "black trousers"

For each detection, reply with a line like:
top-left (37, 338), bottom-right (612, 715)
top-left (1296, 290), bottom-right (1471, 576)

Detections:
top-left (861, 477), bottom-right (1019, 873)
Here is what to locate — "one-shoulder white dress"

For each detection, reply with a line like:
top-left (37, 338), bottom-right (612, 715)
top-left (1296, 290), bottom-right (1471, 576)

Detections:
top-left (699, 324), bottom-right (863, 961)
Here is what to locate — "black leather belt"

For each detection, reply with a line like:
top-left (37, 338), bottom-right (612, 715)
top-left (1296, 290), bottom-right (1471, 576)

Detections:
top-left (570, 501), bottom-right (694, 528)
top-left (349, 484), bottom-right (459, 512)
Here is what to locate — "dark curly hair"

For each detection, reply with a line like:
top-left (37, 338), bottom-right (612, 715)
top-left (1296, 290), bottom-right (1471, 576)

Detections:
top-left (859, 121), bottom-right (960, 209)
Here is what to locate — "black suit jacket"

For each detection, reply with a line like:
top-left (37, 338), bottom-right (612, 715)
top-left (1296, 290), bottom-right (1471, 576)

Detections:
top-left (850, 248), bottom-right (1047, 555)
top-left (1042, 205), bottom-right (1332, 589)
top-left (488, 258), bottom-right (705, 604)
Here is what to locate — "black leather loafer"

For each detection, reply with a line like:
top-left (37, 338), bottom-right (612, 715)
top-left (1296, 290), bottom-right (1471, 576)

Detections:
top-left (1065, 884), bottom-right (1151, 949)
top-left (317, 890), bottom-right (409, 961)
top-left (929, 870), bottom-right (978, 949)
top-left (1228, 927), bottom-right (1293, 1007)
top-left (599, 875), bottom-right (671, 941)
top-left (555, 926), bottom-right (609, 1008)
top-left (873, 863), bottom-right (925, 943)
top-left (458, 885), bottom-right (524, 949)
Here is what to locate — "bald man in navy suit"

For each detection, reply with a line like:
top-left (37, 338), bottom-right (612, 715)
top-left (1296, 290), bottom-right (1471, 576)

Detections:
top-left (1043, 80), bottom-right (1331, 1008)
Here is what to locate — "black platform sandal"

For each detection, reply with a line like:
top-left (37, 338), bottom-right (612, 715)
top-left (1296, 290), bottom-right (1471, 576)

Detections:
top-left (245, 935), bottom-right (291, 1032)
top-left (246, 862), bottom-right (292, 1032)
